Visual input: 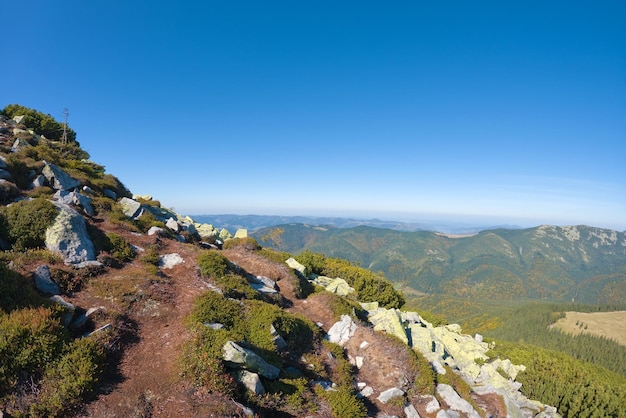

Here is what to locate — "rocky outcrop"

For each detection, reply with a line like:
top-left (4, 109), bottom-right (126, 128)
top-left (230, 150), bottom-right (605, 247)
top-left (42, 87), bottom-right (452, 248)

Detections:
top-left (54, 190), bottom-right (95, 216)
top-left (45, 204), bottom-right (98, 266)
top-left (327, 315), bottom-right (357, 345)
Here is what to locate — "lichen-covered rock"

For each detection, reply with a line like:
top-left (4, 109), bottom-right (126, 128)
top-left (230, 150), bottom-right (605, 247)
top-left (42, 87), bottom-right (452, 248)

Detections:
top-left (45, 204), bottom-right (97, 265)
top-left (234, 370), bottom-right (266, 395)
top-left (222, 340), bottom-right (280, 379)
top-left (436, 384), bottom-right (480, 418)
top-left (285, 257), bottom-right (306, 275)
top-left (368, 308), bottom-right (409, 345)
top-left (377, 387), bottom-right (405, 404)
top-left (118, 197), bottom-right (143, 219)
top-left (234, 228), bottom-right (248, 238)
top-left (311, 275), bottom-right (354, 296)
top-left (327, 314), bottom-right (357, 345)
top-left (42, 162), bottom-right (81, 191)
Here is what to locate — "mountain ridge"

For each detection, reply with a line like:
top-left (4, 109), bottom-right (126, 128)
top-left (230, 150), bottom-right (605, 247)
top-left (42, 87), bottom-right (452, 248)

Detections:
top-left (251, 223), bottom-right (626, 304)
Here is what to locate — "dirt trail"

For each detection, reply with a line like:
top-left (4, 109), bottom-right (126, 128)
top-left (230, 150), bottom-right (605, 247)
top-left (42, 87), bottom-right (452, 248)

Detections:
top-left (76, 233), bottom-right (244, 417)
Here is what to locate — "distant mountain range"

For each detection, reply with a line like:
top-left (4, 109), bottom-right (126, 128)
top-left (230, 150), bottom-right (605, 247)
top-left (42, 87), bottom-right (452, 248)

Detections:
top-left (251, 223), bottom-right (626, 305)
top-left (191, 214), bottom-right (522, 235)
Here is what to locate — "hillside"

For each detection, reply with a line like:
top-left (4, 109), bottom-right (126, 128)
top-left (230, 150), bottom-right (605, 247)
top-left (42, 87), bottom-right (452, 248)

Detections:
top-left (2, 105), bottom-right (625, 417)
top-left (252, 223), bottom-right (626, 304)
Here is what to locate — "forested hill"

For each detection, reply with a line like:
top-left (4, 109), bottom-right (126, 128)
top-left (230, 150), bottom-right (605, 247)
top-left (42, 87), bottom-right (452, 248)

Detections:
top-left (252, 223), bottom-right (626, 304)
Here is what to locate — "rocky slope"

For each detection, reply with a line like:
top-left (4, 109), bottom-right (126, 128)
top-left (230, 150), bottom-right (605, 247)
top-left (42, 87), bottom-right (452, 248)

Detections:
top-left (0, 111), bottom-right (562, 417)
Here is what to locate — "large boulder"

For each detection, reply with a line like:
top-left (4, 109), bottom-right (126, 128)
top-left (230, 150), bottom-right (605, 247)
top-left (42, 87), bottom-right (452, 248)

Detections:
top-left (222, 341), bottom-right (280, 379)
top-left (45, 204), bottom-right (97, 265)
top-left (285, 257), bottom-right (306, 275)
top-left (368, 308), bottom-right (409, 345)
top-left (42, 162), bottom-right (81, 191)
top-left (234, 370), bottom-right (266, 395)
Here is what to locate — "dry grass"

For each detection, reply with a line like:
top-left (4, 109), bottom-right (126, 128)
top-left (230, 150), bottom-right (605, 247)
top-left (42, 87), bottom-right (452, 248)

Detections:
top-left (553, 311), bottom-right (626, 346)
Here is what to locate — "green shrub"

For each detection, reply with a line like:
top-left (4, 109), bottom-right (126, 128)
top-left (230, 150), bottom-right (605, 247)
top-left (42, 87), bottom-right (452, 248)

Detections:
top-left (258, 248), bottom-right (292, 264)
top-left (214, 273), bottom-right (259, 300)
top-left (222, 237), bottom-right (261, 251)
top-left (31, 337), bottom-right (105, 417)
top-left (321, 386), bottom-right (367, 418)
top-left (0, 263), bottom-right (49, 312)
top-left (134, 211), bottom-right (167, 233)
top-left (5, 154), bottom-right (32, 189)
top-left (180, 327), bottom-right (238, 396)
top-left (198, 251), bottom-right (230, 278)
top-left (105, 232), bottom-right (135, 263)
top-left (295, 250), bottom-right (326, 276)
top-left (0, 198), bottom-right (59, 250)
top-left (188, 291), bottom-right (244, 330)
top-left (0, 307), bottom-right (66, 394)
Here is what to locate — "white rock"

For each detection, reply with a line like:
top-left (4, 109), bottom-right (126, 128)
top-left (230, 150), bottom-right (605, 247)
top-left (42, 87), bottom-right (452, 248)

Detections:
top-left (377, 387), bottom-right (404, 404)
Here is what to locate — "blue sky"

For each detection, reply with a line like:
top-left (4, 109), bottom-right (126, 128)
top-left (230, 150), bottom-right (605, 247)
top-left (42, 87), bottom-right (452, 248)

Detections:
top-left (3, 1), bottom-right (625, 230)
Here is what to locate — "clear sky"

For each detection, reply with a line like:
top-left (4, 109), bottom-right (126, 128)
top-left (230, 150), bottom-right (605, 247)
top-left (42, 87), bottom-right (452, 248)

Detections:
top-left (2, 1), bottom-right (625, 230)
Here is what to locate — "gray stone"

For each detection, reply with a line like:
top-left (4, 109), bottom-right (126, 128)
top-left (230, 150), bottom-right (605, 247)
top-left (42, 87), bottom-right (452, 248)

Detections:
top-left (70, 306), bottom-right (104, 331)
top-left (250, 282), bottom-right (278, 294)
top-left (42, 162), bottom-right (81, 191)
top-left (118, 197), bottom-right (143, 219)
top-left (404, 404), bottom-right (421, 418)
top-left (377, 387), bottom-right (405, 404)
top-left (253, 275), bottom-right (277, 290)
top-left (270, 324), bottom-right (287, 350)
top-left (166, 217), bottom-right (180, 232)
top-left (0, 156), bottom-right (6, 169)
top-left (234, 370), bottom-right (265, 395)
top-left (54, 190), bottom-right (95, 216)
top-left (327, 315), bottom-right (357, 345)
top-left (29, 174), bottom-right (47, 189)
top-left (147, 226), bottom-right (167, 237)
top-left (436, 410), bottom-right (461, 418)
top-left (222, 340), bottom-right (280, 379)
top-left (436, 384), bottom-right (480, 418)
top-left (203, 322), bottom-right (225, 330)
top-left (12, 138), bottom-right (31, 152)
top-left (423, 395), bottom-right (440, 413)
top-left (33, 265), bottom-right (60, 295)
top-left (0, 169), bottom-right (11, 181)
top-left (360, 386), bottom-right (374, 397)
top-left (159, 253), bottom-right (184, 269)
top-left (103, 188), bottom-right (117, 200)
top-left (234, 228), bottom-right (248, 238)
top-left (45, 204), bottom-right (97, 265)
top-left (13, 115), bottom-right (25, 124)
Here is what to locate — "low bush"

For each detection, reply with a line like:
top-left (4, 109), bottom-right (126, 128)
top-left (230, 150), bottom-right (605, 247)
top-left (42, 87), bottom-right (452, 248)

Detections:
top-left (222, 237), bottom-right (261, 251)
top-left (214, 274), bottom-right (259, 300)
top-left (31, 337), bottom-right (105, 417)
top-left (105, 232), bottom-right (135, 263)
top-left (197, 251), bottom-right (230, 279)
top-left (0, 197), bottom-right (59, 250)
top-left (187, 291), bottom-right (244, 330)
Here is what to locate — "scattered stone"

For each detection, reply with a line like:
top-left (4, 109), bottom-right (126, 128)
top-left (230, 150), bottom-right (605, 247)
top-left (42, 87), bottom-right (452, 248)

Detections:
top-left (70, 306), bottom-right (105, 331)
top-left (313, 380), bottom-right (336, 391)
top-left (377, 387), bottom-right (405, 404)
top-left (270, 324), bottom-right (287, 350)
top-left (360, 386), bottom-right (374, 397)
top-left (147, 226), bottom-right (167, 236)
top-left (42, 162), bottom-right (81, 191)
top-left (327, 315), bottom-right (357, 345)
top-left (436, 410), bottom-right (461, 418)
top-left (203, 322), bottom-right (225, 330)
top-left (0, 169), bottom-right (11, 180)
top-left (159, 253), bottom-right (184, 269)
top-left (234, 228), bottom-right (248, 238)
top-left (166, 217), bottom-right (180, 232)
top-left (423, 395), bottom-right (441, 413)
top-left (285, 257), bottom-right (306, 275)
top-left (33, 265), bottom-right (60, 295)
top-left (103, 188), bottom-right (117, 200)
top-left (54, 190), bottom-right (95, 216)
top-left (29, 174), bottom-right (47, 189)
top-left (234, 370), bottom-right (265, 395)
top-left (119, 197), bottom-right (143, 219)
top-left (222, 341), bottom-right (280, 379)
top-left (404, 404), bottom-right (421, 418)
top-left (359, 340), bottom-right (370, 349)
